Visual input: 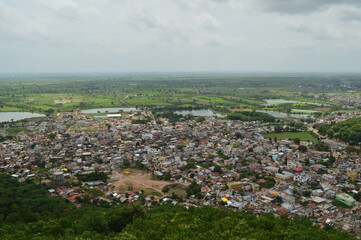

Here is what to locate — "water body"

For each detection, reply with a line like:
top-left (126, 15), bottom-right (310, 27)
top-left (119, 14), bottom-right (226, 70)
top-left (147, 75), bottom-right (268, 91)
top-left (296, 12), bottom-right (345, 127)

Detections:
top-left (264, 99), bottom-right (298, 104)
top-left (0, 112), bottom-right (46, 123)
top-left (257, 110), bottom-right (311, 119)
top-left (264, 99), bottom-right (329, 106)
top-left (174, 109), bottom-right (226, 118)
top-left (82, 108), bottom-right (140, 114)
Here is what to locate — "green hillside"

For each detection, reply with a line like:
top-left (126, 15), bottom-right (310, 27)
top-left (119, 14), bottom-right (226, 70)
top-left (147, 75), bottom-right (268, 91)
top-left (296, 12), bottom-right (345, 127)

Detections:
top-left (0, 174), bottom-right (355, 240)
top-left (317, 117), bottom-right (361, 144)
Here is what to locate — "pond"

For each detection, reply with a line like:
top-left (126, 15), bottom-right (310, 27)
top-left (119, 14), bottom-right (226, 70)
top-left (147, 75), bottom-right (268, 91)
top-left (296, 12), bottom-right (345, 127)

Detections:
top-left (174, 109), bottom-right (226, 118)
top-left (0, 112), bottom-right (46, 123)
top-left (257, 110), bottom-right (311, 119)
top-left (82, 108), bottom-right (140, 114)
top-left (264, 99), bottom-right (298, 105)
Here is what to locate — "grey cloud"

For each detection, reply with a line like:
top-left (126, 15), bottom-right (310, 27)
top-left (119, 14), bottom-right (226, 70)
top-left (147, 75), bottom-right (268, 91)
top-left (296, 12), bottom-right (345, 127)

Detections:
top-left (288, 24), bottom-right (313, 34)
top-left (38, 0), bottom-right (101, 20)
top-left (38, 0), bottom-right (81, 20)
top-left (248, 0), bottom-right (361, 14)
top-left (288, 22), bottom-right (344, 40)
top-left (340, 8), bottom-right (361, 22)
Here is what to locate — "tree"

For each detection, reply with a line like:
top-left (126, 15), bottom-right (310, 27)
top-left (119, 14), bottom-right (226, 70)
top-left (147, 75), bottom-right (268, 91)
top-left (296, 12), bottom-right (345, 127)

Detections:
top-left (85, 188), bottom-right (104, 199)
top-left (298, 145), bottom-right (308, 153)
top-left (293, 138), bottom-right (301, 145)
top-left (274, 125), bottom-right (283, 133)
top-left (214, 165), bottom-right (223, 174)
top-left (186, 181), bottom-right (202, 198)
top-left (235, 132), bottom-right (243, 139)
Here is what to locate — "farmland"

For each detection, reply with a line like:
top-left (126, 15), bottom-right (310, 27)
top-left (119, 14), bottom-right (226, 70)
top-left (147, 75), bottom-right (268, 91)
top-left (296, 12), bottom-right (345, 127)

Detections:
top-left (0, 73), bottom-right (360, 117)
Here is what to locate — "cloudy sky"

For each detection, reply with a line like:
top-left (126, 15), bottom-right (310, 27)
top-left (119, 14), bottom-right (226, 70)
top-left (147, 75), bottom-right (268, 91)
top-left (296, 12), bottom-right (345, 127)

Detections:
top-left (1, 0), bottom-right (361, 73)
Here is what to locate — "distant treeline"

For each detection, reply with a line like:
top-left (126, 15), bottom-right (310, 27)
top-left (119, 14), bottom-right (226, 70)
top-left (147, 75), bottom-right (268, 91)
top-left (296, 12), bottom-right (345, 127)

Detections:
top-left (1, 73), bottom-right (360, 95)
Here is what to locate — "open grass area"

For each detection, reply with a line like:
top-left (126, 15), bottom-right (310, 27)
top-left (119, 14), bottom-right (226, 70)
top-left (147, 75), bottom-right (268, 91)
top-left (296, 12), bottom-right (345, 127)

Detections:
top-left (263, 132), bottom-right (319, 143)
top-left (291, 109), bottom-right (321, 114)
top-left (143, 188), bottom-right (163, 197)
top-left (164, 184), bottom-right (188, 198)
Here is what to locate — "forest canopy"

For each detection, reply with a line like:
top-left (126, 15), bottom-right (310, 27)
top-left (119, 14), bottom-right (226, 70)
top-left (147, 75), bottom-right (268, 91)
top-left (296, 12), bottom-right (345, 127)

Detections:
top-left (228, 111), bottom-right (276, 122)
top-left (316, 117), bottom-right (361, 145)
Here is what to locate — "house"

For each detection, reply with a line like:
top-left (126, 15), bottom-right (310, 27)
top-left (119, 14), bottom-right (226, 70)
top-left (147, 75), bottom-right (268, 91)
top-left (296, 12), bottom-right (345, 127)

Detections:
top-left (275, 171), bottom-right (294, 181)
top-left (227, 182), bottom-right (243, 190)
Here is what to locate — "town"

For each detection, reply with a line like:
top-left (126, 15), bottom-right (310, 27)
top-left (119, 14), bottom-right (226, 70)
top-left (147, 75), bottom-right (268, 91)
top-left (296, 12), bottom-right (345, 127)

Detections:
top-left (0, 109), bottom-right (360, 237)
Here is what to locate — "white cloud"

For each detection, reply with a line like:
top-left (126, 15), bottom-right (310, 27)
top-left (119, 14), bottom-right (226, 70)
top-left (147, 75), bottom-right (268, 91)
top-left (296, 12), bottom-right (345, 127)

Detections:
top-left (0, 2), bottom-right (47, 41)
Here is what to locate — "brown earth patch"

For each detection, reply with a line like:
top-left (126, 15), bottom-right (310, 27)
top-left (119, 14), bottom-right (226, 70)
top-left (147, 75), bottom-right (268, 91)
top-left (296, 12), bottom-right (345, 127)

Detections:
top-left (111, 169), bottom-right (177, 197)
top-left (230, 108), bottom-right (252, 112)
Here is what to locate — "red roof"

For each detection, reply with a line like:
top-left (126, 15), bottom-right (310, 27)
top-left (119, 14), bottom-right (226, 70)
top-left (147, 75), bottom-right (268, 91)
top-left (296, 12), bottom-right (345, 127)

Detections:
top-left (293, 167), bottom-right (303, 172)
top-left (277, 208), bottom-right (290, 216)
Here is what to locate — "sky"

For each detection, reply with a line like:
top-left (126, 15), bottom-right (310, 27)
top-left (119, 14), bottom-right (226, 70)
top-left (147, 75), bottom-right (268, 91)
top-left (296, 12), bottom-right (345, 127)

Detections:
top-left (0, 0), bottom-right (361, 73)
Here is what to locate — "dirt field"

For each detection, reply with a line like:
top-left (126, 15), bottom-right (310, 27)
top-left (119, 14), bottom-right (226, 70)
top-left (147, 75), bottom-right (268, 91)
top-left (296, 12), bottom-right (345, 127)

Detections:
top-left (167, 184), bottom-right (187, 198)
top-left (111, 169), bottom-right (176, 197)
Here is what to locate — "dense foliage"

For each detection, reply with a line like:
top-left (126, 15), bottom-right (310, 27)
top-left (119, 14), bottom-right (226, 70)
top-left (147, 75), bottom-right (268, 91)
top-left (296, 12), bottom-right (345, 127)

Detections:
top-left (186, 181), bottom-right (203, 199)
top-left (228, 111), bottom-right (276, 122)
top-left (0, 174), bottom-right (357, 239)
top-left (317, 117), bottom-right (361, 145)
top-left (76, 171), bottom-right (109, 182)
top-left (0, 174), bottom-right (70, 224)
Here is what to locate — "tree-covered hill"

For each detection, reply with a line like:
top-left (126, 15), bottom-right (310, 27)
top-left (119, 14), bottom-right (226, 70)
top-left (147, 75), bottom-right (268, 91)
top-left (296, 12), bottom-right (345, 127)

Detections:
top-left (0, 174), bottom-right (356, 240)
top-left (317, 117), bottom-right (361, 145)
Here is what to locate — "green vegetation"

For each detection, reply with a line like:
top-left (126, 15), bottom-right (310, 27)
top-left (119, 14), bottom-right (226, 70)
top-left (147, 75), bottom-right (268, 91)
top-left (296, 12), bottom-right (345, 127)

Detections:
top-left (0, 174), bottom-right (70, 224)
top-left (186, 181), bottom-right (203, 199)
top-left (317, 117), bottom-right (361, 145)
top-left (0, 174), bottom-right (356, 239)
top-left (263, 132), bottom-right (319, 143)
top-left (257, 177), bottom-right (276, 189)
top-left (332, 199), bottom-right (352, 209)
top-left (162, 184), bottom-right (187, 198)
top-left (143, 188), bottom-right (163, 197)
top-left (228, 111), bottom-right (276, 122)
top-left (1, 73), bottom-right (358, 117)
top-left (76, 171), bottom-right (109, 182)
top-left (291, 109), bottom-right (322, 114)
top-left (315, 142), bottom-right (331, 152)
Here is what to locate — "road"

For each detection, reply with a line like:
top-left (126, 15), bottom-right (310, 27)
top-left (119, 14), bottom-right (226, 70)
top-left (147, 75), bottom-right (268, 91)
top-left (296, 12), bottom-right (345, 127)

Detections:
top-left (308, 126), bottom-right (348, 149)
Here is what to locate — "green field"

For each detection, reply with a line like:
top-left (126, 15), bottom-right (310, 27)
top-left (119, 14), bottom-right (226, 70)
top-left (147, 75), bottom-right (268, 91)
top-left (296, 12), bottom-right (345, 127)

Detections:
top-left (291, 109), bottom-right (321, 114)
top-left (263, 132), bottom-right (319, 143)
top-left (143, 188), bottom-right (163, 197)
top-left (0, 73), bottom-right (359, 115)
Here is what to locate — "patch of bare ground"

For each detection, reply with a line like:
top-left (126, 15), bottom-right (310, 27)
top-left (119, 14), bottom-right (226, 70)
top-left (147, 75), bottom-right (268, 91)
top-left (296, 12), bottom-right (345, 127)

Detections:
top-left (111, 169), bottom-right (182, 198)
